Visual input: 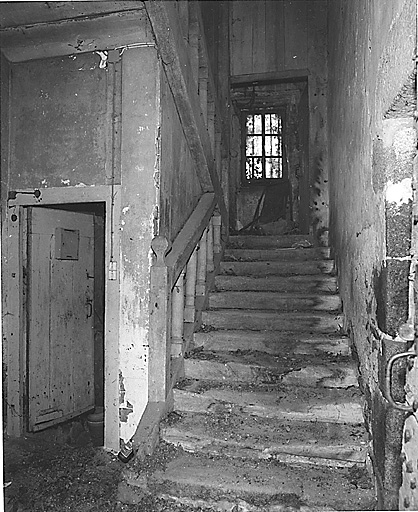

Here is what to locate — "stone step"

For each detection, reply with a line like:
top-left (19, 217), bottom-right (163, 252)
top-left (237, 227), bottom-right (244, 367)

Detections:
top-left (201, 309), bottom-right (344, 333)
top-left (184, 351), bottom-right (357, 388)
top-left (194, 330), bottom-right (351, 357)
top-left (174, 381), bottom-right (364, 424)
top-left (141, 453), bottom-right (374, 511)
top-left (209, 291), bottom-right (341, 312)
top-left (229, 234), bottom-right (315, 249)
top-left (224, 246), bottom-right (331, 262)
top-left (220, 260), bottom-right (334, 277)
top-left (161, 412), bottom-right (368, 466)
top-left (215, 274), bottom-right (338, 293)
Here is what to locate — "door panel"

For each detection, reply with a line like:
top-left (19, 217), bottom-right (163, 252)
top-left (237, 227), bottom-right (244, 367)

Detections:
top-left (28, 207), bottom-right (95, 431)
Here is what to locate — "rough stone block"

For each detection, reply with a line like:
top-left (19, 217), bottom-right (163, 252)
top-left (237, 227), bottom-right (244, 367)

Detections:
top-left (385, 202), bottom-right (411, 257)
top-left (383, 259), bottom-right (409, 335)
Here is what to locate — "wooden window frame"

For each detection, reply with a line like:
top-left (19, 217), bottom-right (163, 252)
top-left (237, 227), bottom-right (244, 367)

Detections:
top-left (241, 109), bottom-right (286, 186)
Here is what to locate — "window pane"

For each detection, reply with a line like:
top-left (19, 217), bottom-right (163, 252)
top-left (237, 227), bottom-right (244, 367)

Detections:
top-left (253, 114), bottom-right (262, 134)
top-left (246, 115), bottom-right (254, 135)
top-left (253, 157), bottom-right (263, 179)
top-left (265, 114), bottom-right (271, 134)
top-left (247, 135), bottom-right (262, 156)
top-left (245, 158), bottom-right (253, 180)
top-left (270, 114), bottom-right (279, 134)
top-left (265, 136), bottom-right (279, 156)
top-left (266, 158), bottom-right (282, 179)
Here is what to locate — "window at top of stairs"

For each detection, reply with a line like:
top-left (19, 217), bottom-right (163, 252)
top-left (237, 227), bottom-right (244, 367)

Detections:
top-left (243, 111), bottom-right (284, 184)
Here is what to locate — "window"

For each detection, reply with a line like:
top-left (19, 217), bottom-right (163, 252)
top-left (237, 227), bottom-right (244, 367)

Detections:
top-left (244, 112), bottom-right (284, 183)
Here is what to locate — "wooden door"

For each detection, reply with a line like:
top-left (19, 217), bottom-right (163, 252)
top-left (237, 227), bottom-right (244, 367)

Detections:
top-left (28, 207), bottom-right (95, 431)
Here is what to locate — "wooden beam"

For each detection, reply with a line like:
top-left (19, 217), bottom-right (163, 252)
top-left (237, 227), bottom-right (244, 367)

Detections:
top-left (0, 9), bottom-right (151, 63)
top-left (144, 0), bottom-right (227, 223)
top-left (231, 69), bottom-right (310, 87)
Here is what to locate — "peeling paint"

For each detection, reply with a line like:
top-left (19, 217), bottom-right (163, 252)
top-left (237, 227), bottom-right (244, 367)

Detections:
top-left (60, 179), bottom-right (70, 186)
top-left (122, 206), bottom-right (130, 215)
top-left (385, 177), bottom-right (412, 206)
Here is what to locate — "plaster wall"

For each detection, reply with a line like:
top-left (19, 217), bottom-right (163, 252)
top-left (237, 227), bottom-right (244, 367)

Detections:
top-left (9, 52), bottom-right (111, 189)
top-left (1, 45), bottom-right (161, 448)
top-left (118, 46), bottom-right (160, 443)
top-left (328, 0), bottom-right (416, 507)
top-left (159, 72), bottom-right (203, 242)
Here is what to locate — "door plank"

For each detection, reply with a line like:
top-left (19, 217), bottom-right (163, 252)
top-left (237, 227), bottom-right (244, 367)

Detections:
top-left (28, 231), bottom-right (53, 429)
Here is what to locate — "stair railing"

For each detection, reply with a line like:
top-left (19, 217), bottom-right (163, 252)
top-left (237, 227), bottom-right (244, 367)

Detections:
top-left (148, 192), bottom-right (224, 404)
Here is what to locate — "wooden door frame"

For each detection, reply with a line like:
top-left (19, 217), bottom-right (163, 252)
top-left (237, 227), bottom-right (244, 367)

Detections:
top-left (4, 185), bottom-right (120, 451)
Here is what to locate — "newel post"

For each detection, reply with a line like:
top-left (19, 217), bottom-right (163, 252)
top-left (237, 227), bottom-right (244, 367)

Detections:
top-left (148, 235), bottom-right (171, 403)
top-left (184, 248), bottom-right (198, 323)
top-left (171, 270), bottom-right (185, 358)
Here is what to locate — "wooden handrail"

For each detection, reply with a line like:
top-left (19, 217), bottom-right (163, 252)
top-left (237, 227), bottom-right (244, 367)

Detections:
top-left (165, 192), bottom-right (216, 289)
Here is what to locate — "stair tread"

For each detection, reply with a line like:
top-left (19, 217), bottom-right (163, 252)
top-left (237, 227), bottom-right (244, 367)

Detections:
top-left (229, 234), bottom-right (316, 249)
top-left (209, 291), bottom-right (341, 312)
top-left (184, 350), bottom-right (357, 388)
top-left (174, 381), bottom-right (364, 424)
top-left (224, 247), bottom-right (331, 261)
top-left (202, 309), bottom-right (343, 333)
top-left (216, 274), bottom-right (338, 293)
top-left (145, 452), bottom-right (374, 511)
top-left (161, 411), bottom-right (368, 465)
top-left (220, 260), bottom-right (334, 276)
top-left (194, 330), bottom-right (351, 356)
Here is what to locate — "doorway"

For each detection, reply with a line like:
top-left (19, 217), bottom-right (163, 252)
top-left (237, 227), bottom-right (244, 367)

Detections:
top-left (231, 78), bottom-right (310, 234)
top-left (25, 202), bottom-right (105, 434)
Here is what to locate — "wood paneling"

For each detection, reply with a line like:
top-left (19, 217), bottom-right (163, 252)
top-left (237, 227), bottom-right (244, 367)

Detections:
top-left (231, 0), bottom-right (323, 76)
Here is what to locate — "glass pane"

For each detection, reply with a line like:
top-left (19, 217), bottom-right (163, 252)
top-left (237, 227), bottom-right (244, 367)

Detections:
top-left (247, 135), bottom-right (262, 156)
top-left (266, 158), bottom-right (282, 179)
top-left (253, 157), bottom-right (263, 179)
top-left (265, 114), bottom-right (271, 134)
top-left (246, 158), bottom-right (253, 180)
top-left (265, 136), bottom-right (279, 156)
top-left (270, 114), bottom-right (279, 134)
top-left (246, 115), bottom-right (254, 135)
top-left (253, 114), bottom-right (262, 134)
top-left (246, 135), bottom-right (254, 156)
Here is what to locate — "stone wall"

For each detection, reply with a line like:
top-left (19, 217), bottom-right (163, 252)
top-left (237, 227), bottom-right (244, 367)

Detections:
top-left (327, 0), bottom-right (416, 508)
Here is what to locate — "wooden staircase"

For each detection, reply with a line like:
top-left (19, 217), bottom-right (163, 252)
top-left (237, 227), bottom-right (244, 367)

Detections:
top-left (121, 234), bottom-right (376, 511)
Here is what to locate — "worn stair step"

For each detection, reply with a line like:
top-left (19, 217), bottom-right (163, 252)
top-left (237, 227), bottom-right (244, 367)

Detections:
top-left (174, 381), bottom-right (364, 424)
top-left (161, 412), bottom-right (368, 466)
top-left (184, 352), bottom-right (357, 388)
top-left (224, 246), bottom-right (331, 262)
top-left (216, 274), bottom-right (338, 293)
top-left (229, 234), bottom-right (315, 249)
top-left (202, 309), bottom-right (344, 333)
top-left (209, 291), bottom-right (341, 312)
top-left (194, 331), bottom-right (351, 357)
top-left (144, 453), bottom-right (374, 511)
top-left (220, 260), bottom-right (334, 277)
